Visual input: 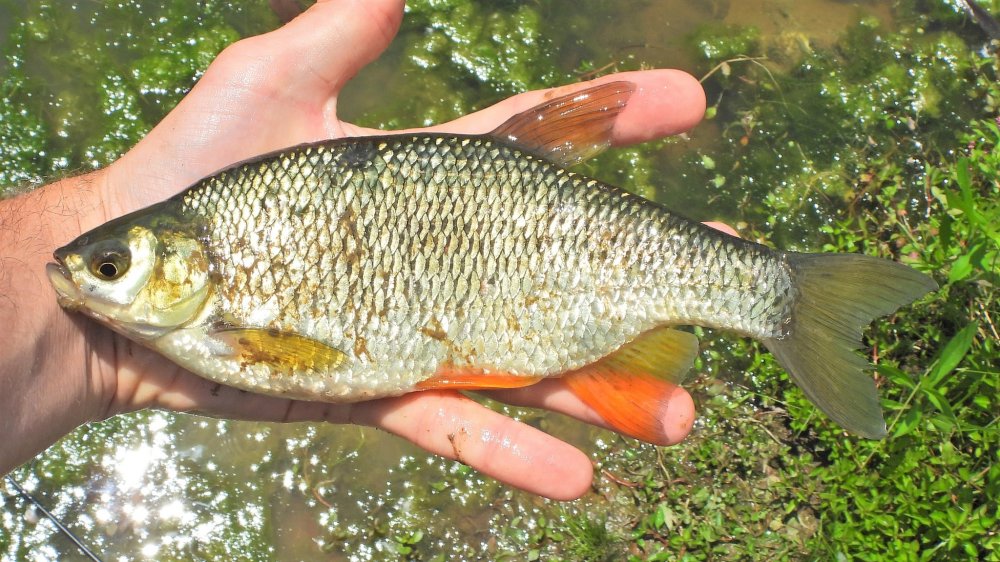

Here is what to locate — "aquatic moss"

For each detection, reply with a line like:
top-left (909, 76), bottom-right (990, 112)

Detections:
top-left (0, 0), bottom-right (272, 196)
top-left (688, 12), bottom-right (995, 247)
top-left (0, 61), bottom-right (48, 192)
top-left (692, 24), bottom-right (761, 61)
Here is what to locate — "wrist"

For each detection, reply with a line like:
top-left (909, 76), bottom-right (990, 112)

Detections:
top-left (0, 169), bottom-right (117, 475)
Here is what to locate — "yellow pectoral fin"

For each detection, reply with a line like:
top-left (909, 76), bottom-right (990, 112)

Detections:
top-left (213, 328), bottom-right (347, 375)
top-left (562, 327), bottom-right (699, 444)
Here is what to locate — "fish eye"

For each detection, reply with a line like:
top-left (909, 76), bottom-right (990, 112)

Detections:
top-left (98, 262), bottom-right (119, 278)
top-left (89, 243), bottom-right (131, 281)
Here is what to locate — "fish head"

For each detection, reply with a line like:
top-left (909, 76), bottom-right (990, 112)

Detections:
top-left (48, 214), bottom-right (214, 340)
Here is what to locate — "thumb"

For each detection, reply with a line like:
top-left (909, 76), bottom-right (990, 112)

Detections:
top-left (254, 0), bottom-right (404, 95)
top-left (103, 0), bottom-right (405, 218)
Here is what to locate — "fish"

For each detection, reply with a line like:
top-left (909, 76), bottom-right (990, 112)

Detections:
top-left (47, 81), bottom-right (936, 441)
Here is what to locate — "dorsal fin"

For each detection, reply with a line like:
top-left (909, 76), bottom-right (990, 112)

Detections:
top-left (489, 81), bottom-right (635, 167)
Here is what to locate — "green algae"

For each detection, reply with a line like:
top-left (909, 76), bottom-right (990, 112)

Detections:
top-left (0, 0), bottom-right (273, 194)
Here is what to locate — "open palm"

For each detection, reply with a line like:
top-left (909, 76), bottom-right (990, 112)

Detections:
top-left (87, 0), bottom-right (710, 500)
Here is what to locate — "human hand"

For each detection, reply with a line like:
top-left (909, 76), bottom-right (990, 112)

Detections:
top-left (6, 0), bottom-right (713, 500)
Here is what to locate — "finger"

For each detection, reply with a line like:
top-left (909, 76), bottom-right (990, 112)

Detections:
top-left (350, 391), bottom-right (595, 501)
top-left (486, 380), bottom-right (609, 428)
top-left (107, 0), bottom-right (407, 214)
top-left (349, 69), bottom-right (706, 146)
top-left (138, 368), bottom-right (595, 500)
top-left (486, 379), bottom-right (696, 446)
top-left (109, 356), bottom-right (333, 423)
top-left (251, 0), bottom-right (405, 95)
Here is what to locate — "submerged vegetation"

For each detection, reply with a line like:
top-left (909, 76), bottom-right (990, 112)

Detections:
top-left (1, 0), bottom-right (997, 560)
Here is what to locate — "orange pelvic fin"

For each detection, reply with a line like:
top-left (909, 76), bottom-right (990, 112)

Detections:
top-left (563, 327), bottom-right (699, 444)
top-left (417, 367), bottom-right (542, 391)
top-left (489, 81), bottom-right (635, 167)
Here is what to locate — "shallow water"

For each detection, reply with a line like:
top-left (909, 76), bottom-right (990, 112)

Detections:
top-left (0, 0), bottom-right (969, 559)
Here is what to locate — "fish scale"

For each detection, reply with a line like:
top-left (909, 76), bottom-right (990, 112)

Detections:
top-left (50, 81), bottom-right (936, 440)
top-left (164, 134), bottom-right (794, 399)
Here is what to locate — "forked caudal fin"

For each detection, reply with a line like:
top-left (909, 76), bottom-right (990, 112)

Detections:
top-left (764, 253), bottom-right (937, 439)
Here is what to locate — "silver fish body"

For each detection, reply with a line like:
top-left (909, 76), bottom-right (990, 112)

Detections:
top-left (162, 134), bottom-right (791, 396)
top-left (48, 82), bottom-right (936, 440)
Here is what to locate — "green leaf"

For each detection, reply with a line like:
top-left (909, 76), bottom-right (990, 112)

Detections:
top-left (923, 389), bottom-right (956, 420)
top-left (892, 407), bottom-right (921, 438)
top-left (877, 363), bottom-right (915, 390)
top-left (653, 504), bottom-right (666, 529)
top-left (929, 414), bottom-right (956, 433)
top-left (950, 243), bottom-right (988, 283)
top-left (927, 322), bottom-right (978, 386)
top-left (954, 158), bottom-right (972, 205)
top-left (948, 250), bottom-right (975, 283)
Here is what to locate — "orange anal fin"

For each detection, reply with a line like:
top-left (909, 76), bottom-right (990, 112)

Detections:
top-left (417, 368), bottom-right (542, 391)
top-left (489, 81), bottom-right (635, 167)
top-left (563, 327), bottom-right (699, 444)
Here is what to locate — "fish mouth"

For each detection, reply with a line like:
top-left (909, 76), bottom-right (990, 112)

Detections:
top-left (46, 256), bottom-right (84, 310)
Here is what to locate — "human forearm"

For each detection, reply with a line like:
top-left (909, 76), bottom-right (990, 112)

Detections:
top-left (0, 171), bottom-right (114, 475)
